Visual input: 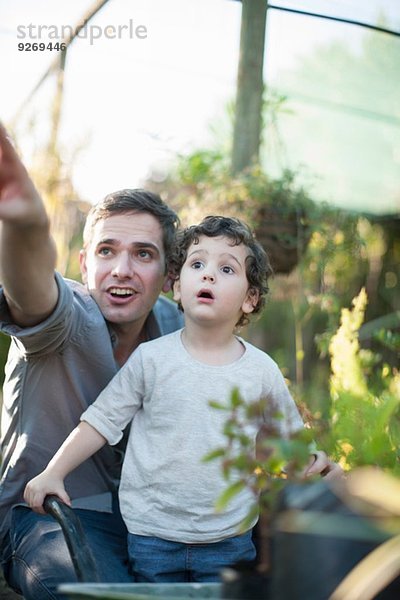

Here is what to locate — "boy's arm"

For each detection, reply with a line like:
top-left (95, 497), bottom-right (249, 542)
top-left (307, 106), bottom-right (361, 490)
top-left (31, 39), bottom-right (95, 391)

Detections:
top-left (24, 422), bottom-right (107, 514)
top-left (0, 123), bottom-right (58, 326)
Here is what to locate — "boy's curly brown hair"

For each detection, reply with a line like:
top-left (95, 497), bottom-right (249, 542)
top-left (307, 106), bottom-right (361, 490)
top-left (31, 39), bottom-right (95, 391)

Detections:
top-left (169, 215), bottom-right (273, 327)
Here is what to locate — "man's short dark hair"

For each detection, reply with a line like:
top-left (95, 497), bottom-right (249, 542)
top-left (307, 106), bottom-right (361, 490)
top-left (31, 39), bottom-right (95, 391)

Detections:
top-left (83, 189), bottom-right (180, 270)
top-left (170, 215), bottom-right (273, 326)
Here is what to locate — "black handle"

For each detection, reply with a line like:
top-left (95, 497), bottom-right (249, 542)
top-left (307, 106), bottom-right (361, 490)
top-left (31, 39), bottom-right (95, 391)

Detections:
top-left (43, 495), bottom-right (100, 583)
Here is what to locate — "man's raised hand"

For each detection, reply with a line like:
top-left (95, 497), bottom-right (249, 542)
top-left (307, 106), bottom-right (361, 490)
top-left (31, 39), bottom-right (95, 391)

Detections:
top-left (0, 122), bottom-right (48, 226)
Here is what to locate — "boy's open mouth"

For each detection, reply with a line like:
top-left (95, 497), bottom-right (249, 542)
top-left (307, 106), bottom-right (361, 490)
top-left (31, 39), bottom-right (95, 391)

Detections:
top-left (197, 289), bottom-right (215, 300)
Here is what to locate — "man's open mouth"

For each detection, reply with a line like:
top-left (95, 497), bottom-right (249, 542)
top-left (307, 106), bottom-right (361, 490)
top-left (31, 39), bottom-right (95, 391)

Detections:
top-left (108, 287), bottom-right (135, 298)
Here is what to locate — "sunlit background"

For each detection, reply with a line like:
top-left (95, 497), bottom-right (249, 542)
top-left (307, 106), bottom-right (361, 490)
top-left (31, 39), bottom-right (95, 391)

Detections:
top-left (2, 0), bottom-right (399, 213)
top-left (1, 9), bottom-right (400, 578)
top-left (0, 0), bottom-right (399, 467)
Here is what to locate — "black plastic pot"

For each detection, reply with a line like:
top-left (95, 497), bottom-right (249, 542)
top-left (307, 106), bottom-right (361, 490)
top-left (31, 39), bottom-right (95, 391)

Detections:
top-left (220, 561), bottom-right (270, 600)
top-left (270, 481), bottom-right (400, 600)
top-left (46, 486), bottom-right (400, 600)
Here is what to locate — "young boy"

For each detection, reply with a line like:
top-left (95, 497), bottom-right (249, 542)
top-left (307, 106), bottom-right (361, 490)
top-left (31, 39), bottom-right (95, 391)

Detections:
top-left (24, 216), bottom-right (338, 583)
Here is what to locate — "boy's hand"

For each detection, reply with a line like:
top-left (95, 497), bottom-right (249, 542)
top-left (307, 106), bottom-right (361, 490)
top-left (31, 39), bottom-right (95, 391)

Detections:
top-left (24, 470), bottom-right (72, 515)
top-left (0, 123), bottom-right (48, 226)
top-left (303, 451), bottom-right (344, 480)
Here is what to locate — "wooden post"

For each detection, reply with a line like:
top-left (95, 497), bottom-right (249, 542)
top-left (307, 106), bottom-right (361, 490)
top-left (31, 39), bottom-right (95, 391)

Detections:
top-left (231, 0), bottom-right (267, 175)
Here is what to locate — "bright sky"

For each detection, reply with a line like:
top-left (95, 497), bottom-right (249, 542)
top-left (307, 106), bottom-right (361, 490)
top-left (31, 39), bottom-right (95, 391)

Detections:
top-left (1, 0), bottom-right (240, 202)
top-left (1, 0), bottom-right (399, 209)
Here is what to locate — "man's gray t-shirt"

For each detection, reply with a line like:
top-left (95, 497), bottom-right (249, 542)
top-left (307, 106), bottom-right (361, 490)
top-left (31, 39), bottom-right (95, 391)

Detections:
top-left (0, 272), bottom-right (183, 546)
top-left (82, 329), bottom-right (304, 544)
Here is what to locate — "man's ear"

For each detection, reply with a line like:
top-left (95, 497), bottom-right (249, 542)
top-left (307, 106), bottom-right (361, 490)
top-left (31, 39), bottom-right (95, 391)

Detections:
top-left (172, 278), bottom-right (181, 303)
top-left (242, 287), bottom-right (259, 315)
top-left (79, 249), bottom-right (88, 284)
top-left (162, 274), bottom-right (174, 294)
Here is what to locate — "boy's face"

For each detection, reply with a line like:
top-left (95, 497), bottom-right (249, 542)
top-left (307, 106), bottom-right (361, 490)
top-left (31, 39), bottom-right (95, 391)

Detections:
top-left (173, 235), bottom-right (257, 327)
top-left (80, 212), bottom-right (170, 330)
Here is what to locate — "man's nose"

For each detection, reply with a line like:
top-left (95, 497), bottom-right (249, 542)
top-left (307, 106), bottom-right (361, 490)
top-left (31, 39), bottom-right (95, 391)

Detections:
top-left (112, 253), bottom-right (134, 278)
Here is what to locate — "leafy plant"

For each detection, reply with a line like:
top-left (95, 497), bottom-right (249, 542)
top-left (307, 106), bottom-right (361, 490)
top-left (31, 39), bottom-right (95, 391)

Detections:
top-left (205, 290), bottom-right (400, 593)
top-left (325, 288), bottom-right (400, 474)
top-left (205, 289), bottom-right (400, 556)
top-left (171, 151), bottom-right (317, 228)
top-left (204, 389), bottom-right (315, 531)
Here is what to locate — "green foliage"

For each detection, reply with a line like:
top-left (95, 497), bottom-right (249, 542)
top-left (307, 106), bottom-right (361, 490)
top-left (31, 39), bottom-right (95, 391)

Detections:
top-left (176, 149), bottom-right (228, 185)
top-left (206, 289), bottom-right (400, 531)
top-left (166, 121), bottom-right (323, 241)
top-left (374, 328), bottom-right (400, 354)
top-left (204, 387), bottom-right (315, 522)
top-left (166, 86), bottom-right (320, 226)
top-left (326, 289), bottom-right (400, 474)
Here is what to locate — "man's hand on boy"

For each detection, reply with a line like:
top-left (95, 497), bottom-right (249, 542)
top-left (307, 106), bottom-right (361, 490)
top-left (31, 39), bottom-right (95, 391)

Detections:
top-left (303, 451), bottom-right (344, 480)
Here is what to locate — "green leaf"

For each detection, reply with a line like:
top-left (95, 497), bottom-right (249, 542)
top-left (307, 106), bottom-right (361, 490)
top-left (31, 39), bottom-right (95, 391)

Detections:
top-left (215, 480), bottom-right (247, 512)
top-left (208, 400), bottom-right (228, 410)
top-left (230, 387), bottom-right (243, 408)
top-left (238, 503), bottom-right (260, 532)
top-left (202, 448), bottom-right (226, 462)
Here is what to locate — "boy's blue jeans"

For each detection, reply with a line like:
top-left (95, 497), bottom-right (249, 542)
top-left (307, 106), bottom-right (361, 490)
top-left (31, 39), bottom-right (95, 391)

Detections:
top-left (127, 531), bottom-right (256, 582)
top-left (1, 504), bottom-right (255, 597)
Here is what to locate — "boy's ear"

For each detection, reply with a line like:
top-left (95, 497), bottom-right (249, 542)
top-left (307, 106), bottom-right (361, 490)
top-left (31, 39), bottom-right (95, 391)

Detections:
top-left (242, 287), bottom-right (259, 315)
top-left (172, 278), bottom-right (181, 303)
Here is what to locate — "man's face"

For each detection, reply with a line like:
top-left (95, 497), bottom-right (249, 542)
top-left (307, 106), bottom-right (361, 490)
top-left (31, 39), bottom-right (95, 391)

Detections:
top-left (80, 212), bottom-right (169, 330)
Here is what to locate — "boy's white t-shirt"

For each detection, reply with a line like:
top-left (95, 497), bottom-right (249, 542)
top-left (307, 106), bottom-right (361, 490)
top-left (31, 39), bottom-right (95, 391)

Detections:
top-left (81, 329), bottom-right (303, 543)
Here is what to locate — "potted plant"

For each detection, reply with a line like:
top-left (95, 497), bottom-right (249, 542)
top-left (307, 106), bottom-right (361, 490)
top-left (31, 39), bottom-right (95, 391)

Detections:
top-left (203, 390), bottom-right (315, 599)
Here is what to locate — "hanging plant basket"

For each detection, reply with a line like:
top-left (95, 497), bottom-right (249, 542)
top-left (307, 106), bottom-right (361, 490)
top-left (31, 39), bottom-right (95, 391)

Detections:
top-left (254, 204), bottom-right (312, 275)
top-left (159, 156), bottom-right (317, 275)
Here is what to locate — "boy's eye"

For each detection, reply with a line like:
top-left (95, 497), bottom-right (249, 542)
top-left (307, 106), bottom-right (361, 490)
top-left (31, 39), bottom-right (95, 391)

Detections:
top-left (138, 250), bottom-right (152, 260)
top-left (191, 261), bottom-right (204, 269)
top-left (221, 265), bottom-right (234, 274)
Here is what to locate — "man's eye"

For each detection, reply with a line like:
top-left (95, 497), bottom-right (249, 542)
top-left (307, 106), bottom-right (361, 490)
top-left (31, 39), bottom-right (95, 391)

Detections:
top-left (98, 247), bottom-right (112, 256)
top-left (221, 266), bottom-right (234, 274)
top-left (138, 250), bottom-right (152, 260)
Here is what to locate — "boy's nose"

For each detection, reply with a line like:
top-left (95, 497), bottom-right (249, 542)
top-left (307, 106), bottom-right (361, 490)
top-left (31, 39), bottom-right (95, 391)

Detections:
top-left (202, 273), bottom-right (215, 283)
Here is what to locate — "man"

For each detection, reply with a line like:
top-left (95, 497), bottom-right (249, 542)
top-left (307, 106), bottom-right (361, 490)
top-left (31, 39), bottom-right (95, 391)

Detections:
top-left (0, 124), bottom-right (340, 599)
top-left (0, 123), bottom-right (183, 599)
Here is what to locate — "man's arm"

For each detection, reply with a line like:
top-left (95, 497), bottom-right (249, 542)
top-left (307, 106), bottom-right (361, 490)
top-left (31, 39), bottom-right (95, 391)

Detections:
top-left (0, 123), bottom-right (58, 326)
